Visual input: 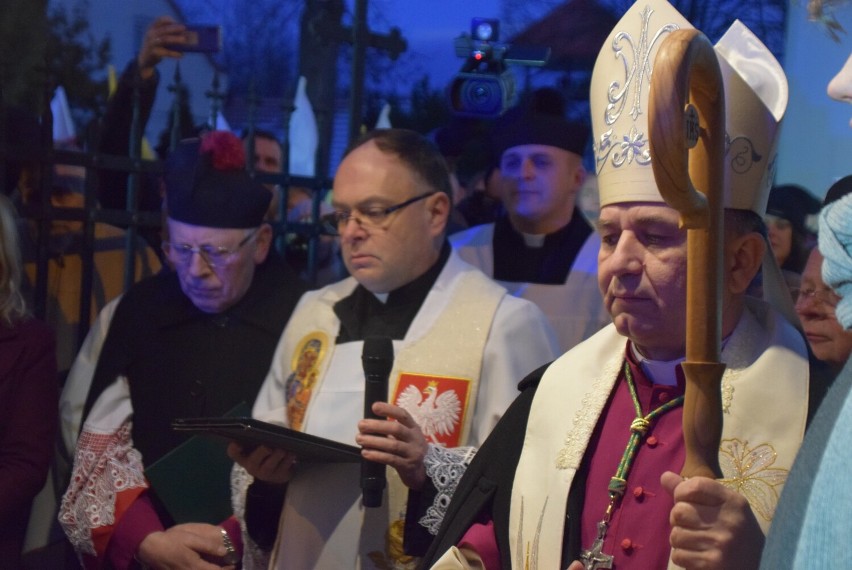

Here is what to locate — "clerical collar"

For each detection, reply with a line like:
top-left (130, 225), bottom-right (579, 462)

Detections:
top-left (333, 241), bottom-right (451, 342)
top-left (380, 240), bottom-right (450, 306)
top-left (492, 209), bottom-right (592, 284)
top-left (629, 343), bottom-right (684, 387)
top-left (628, 330), bottom-right (735, 387)
top-left (521, 232), bottom-right (546, 248)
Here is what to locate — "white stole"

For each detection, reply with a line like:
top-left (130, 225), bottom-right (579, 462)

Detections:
top-left (509, 300), bottom-right (808, 570)
top-left (268, 262), bottom-right (507, 569)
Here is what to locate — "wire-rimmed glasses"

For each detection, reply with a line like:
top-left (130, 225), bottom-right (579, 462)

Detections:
top-left (162, 228), bottom-right (259, 268)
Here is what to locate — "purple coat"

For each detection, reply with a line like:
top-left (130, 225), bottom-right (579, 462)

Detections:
top-left (0, 317), bottom-right (57, 568)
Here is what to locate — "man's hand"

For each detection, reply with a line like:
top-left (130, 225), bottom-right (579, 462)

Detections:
top-left (137, 16), bottom-right (187, 79)
top-left (227, 442), bottom-right (298, 485)
top-left (136, 523), bottom-right (234, 569)
top-left (661, 471), bottom-right (764, 570)
top-left (356, 402), bottom-right (428, 490)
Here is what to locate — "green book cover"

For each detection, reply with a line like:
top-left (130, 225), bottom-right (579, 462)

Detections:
top-left (145, 401), bottom-right (251, 525)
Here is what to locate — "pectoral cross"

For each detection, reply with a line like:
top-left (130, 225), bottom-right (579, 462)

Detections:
top-left (578, 521), bottom-right (613, 570)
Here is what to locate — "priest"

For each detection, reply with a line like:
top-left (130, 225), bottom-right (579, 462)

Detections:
top-left (58, 131), bottom-right (307, 569)
top-left (450, 91), bottom-right (609, 352)
top-left (229, 128), bottom-right (559, 569)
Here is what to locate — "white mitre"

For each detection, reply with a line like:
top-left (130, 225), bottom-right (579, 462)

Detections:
top-left (715, 20), bottom-right (788, 215)
top-left (590, 0), bottom-right (788, 216)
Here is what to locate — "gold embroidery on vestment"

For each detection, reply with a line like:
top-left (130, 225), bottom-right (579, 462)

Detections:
top-left (556, 353), bottom-right (622, 470)
top-left (718, 438), bottom-right (788, 522)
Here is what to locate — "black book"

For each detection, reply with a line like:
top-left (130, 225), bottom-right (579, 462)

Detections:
top-left (171, 416), bottom-right (362, 464)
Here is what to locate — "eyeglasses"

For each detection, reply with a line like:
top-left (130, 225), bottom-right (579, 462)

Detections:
top-left (793, 286), bottom-right (840, 308)
top-left (326, 192), bottom-right (436, 233)
top-left (162, 228), bottom-right (259, 268)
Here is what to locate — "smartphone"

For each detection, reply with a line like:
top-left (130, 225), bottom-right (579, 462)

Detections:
top-left (170, 25), bottom-right (221, 53)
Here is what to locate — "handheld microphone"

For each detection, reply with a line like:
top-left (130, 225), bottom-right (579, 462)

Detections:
top-left (361, 336), bottom-right (394, 508)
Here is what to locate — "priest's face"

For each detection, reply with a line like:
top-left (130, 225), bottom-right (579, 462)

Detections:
top-left (166, 219), bottom-right (272, 313)
top-left (500, 144), bottom-right (586, 234)
top-left (597, 203), bottom-right (689, 360)
top-left (828, 51), bottom-right (852, 127)
top-left (333, 140), bottom-right (449, 294)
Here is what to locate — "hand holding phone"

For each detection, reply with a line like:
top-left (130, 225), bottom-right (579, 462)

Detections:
top-left (139, 16), bottom-right (188, 75)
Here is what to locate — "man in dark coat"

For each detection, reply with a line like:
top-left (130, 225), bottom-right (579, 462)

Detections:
top-left (58, 130), bottom-right (306, 569)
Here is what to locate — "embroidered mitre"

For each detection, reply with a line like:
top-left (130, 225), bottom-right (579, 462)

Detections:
top-left (590, 0), bottom-right (788, 216)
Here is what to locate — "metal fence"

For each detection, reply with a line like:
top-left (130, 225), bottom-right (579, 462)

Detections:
top-left (1, 66), bottom-right (335, 366)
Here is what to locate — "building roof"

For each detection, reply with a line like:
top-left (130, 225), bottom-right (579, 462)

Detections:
top-left (510, 0), bottom-right (617, 71)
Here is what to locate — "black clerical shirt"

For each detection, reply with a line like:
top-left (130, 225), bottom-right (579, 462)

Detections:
top-left (492, 209), bottom-right (592, 284)
top-left (333, 241), bottom-right (451, 343)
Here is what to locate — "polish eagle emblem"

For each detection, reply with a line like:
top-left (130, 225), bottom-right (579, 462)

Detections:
top-left (396, 381), bottom-right (462, 444)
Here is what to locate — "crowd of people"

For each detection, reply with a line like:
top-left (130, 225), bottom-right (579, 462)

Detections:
top-left (2, 0), bottom-right (852, 569)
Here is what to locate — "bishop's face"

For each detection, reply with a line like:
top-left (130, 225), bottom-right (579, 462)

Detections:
top-left (596, 203), bottom-right (689, 361)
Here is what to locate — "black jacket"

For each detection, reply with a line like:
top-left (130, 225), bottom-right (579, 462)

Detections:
top-left (81, 255), bottom-right (307, 464)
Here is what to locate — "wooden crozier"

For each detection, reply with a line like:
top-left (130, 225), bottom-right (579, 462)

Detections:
top-left (648, 29), bottom-right (726, 479)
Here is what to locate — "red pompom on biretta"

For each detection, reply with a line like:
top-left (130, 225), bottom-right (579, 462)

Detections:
top-left (164, 130), bottom-right (271, 229)
top-left (199, 130), bottom-right (246, 171)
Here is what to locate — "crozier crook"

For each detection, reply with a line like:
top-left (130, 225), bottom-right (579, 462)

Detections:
top-left (648, 28), bottom-right (726, 479)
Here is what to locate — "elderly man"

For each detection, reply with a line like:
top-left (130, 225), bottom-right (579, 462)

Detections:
top-left (450, 91), bottom-right (608, 352)
top-left (795, 241), bottom-right (852, 406)
top-left (58, 131), bottom-right (306, 569)
top-left (229, 128), bottom-right (558, 569)
top-left (420, 3), bottom-right (810, 569)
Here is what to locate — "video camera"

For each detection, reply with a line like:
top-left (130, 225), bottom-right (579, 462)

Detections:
top-left (447, 18), bottom-right (550, 118)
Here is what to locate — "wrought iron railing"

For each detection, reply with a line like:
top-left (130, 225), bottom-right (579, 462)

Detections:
top-left (1, 64), bottom-right (335, 364)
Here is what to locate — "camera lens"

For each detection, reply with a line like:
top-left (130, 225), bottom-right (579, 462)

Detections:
top-left (461, 78), bottom-right (499, 114)
top-left (448, 72), bottom-right (514, 118)
top-left (471, 83), bottom-right (492, 102)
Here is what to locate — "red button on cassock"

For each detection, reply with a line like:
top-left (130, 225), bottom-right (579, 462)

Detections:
top-left (646, 436), bottom-right (658, 447)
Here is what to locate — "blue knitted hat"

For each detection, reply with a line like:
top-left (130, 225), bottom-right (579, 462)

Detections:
top-left (819, 193), bottom-right (852, 329)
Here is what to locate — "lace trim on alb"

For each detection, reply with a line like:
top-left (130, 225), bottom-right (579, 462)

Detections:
top-left (58, 422), bottom-right (146, 556)
top-left (419, 445), bottom-right (477, 535)
top-left (230, 464), bottom-right (271, 570)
